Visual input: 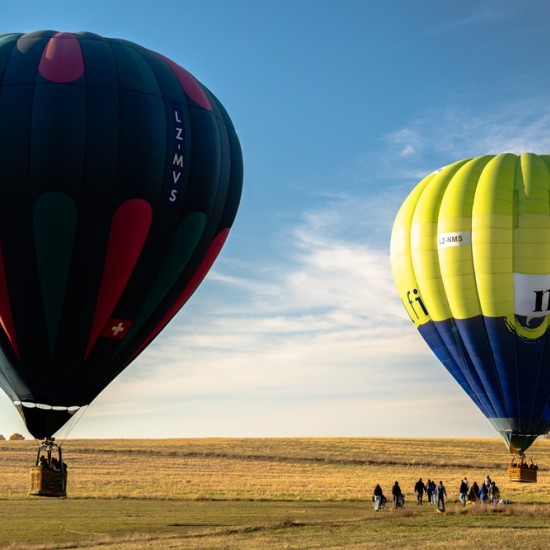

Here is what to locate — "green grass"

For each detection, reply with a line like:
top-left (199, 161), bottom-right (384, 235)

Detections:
top-left (0, 437), bottom-right (549, 548)
top-left (1, 500), bottom-right (549, 549)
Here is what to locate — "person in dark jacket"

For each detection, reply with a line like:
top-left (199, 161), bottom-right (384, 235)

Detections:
top-left (489, 481), bottom-right (500, 504)
top-left (392, 481), bottom-right (404, 508)
top-left (436, 480), bottom-right (447, 512)
top-left (373, 484), bottom-right (386, 511)
top-left (414, 478), bottom-right (426, 505)
top-left (425, 479), bottom-right (434, 504)
top-left (479, 482), bottom-right (488, 504)
top-left (468, 481), bottom-right (480, 503)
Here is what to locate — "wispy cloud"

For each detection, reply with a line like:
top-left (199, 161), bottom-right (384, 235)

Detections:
top-left (372, 98), bottom-right (550, 194)
top-left (429, 0), bottom-right (532, 34)
top-left (387, 129), bottom-right (424, 159)
top-left (78, 192), bottom-right (488, 439)
top-left (431, 103), bottom-right (550, 157)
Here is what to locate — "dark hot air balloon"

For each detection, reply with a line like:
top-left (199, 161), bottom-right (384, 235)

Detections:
top-left (0, 30), bottom-right (243, 440)
top-left (391, 153), bottom-right (550, 466)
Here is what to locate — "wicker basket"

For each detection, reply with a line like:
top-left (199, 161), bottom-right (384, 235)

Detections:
top-left (508, 466), bottom-right (537, 483)
top-left (29, 465), bottom-right (67, 497)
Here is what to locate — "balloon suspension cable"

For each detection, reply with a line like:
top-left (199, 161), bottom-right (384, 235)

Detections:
top-left (33, 436), bottom-right (58, 448)
top-left (42, 436), bottom-right (59, 452)
top-left (30, 406), bottom-right (89, 447)
top-left (56, 405), bottom-right (89, 446)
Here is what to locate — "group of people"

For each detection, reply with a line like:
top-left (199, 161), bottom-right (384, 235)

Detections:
top-left (373, 478), bottom-right (447, 512)
top-left (38, 455), bottom-right (67, 472)
top-left (459, 475), bottom-right (500, 506)
top-left (413, 478), bottom-right (447, 511)
top-left (373, 475), bottom-right (502, 512)
top-left (510, 458), bottom-right (538, 470)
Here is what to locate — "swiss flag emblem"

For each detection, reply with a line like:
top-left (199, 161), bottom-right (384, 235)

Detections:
top-left (100, 318), bottom-right (133, 339)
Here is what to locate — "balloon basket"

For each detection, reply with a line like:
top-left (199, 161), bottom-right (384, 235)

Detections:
top-left (29, 466), bottom-right (67, 497)
top-left (508, 457), bottom-right (538, 483)
top-left (29, 438), bottom-right (67, 497)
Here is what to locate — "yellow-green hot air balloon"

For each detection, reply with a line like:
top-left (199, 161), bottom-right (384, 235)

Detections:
top-left (391, 153), bottom-right (550, 456)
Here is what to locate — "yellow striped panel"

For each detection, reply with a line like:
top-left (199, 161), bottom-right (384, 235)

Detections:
top-left (391, 152), bottom-right (550, 325)
top-left (391, 160), bottom-right (467, 325)
top-left (437, 155), bottom-right (493, 319)
top-left (471, 154), bottom-right (516, 317)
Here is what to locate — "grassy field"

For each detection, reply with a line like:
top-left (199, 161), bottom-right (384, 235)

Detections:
top-left (0, 437), bottom-right (549, 548)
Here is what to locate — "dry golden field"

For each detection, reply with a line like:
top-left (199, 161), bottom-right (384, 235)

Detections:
top-left (0, 436), bottom-right (549, 548)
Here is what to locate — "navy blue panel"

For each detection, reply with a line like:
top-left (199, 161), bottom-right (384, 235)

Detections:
top-left (484, 316), bottom-right (550, 434)
top-left (483, 317), bottom-right (519, 420)
top-left (515, 337), bottom-right (546, 427)
top-left (418, 321), bottom-right (493, 417)
top-left (433, 319), bottom-right (498, 417)
top-left (453, 317), bottom-right (507, 418)
top-left (535, 333), bottom-right (550, 428)
top-left (426, 314), bottom-right (550, 438)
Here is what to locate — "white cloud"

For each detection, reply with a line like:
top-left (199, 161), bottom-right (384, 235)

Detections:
top-left (432, 103), bottom-right (550, 157)
top-left (368, 98), bottom-right (550, 196)
top-left (69, 193), bottom-right (491, 440)
top-left (386, 128), bottom-right (423, 159)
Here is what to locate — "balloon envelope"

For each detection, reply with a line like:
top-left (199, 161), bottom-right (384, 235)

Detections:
top-left (0, 31), bottom-right (243, 438)
top-left (391, 153), bottom-right (550, 454)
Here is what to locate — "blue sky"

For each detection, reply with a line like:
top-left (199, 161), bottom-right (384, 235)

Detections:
top-left (1, 0), bottom-right (550, 443)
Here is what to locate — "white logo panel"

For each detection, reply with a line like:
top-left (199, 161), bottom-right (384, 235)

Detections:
top-left (437, 231), bottom-right (471, 249)
top-left (514, 273), bottom-right (550, 318)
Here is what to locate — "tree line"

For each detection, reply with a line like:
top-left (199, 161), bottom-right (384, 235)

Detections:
top-left (0, 433), bottom-right (25, 440)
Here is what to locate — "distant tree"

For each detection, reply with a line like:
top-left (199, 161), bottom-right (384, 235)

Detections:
top-left (0, 434), bottom-right (5, 440)
top-left (9, 433), bottom-right (24, 440)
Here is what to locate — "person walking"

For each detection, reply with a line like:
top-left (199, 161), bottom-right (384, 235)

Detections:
top-left (436, 480), bottom-right (447, 512)
top-left (425, 479), bottom-right (434, 504)
top-left (468, 481), bottom-right (480, 504)
top-left (392, 481), bottom-right (403, 508)
top-left (459, 477), bottom-right (469, 506)
top-left (373, 484), bottom-right (385, 511)
top-left (479, 481), bottom-right (488, 504)
top-left (489, 481), bottom-right (500, 504)
top-left (414, 477), bottom-right (426, 505)
top-left (428, 479), bottom-right (437, 504)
